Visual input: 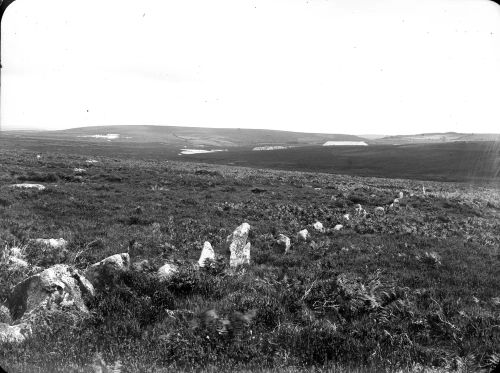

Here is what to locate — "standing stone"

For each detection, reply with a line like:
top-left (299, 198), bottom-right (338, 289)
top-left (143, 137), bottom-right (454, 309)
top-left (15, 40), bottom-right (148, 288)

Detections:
top-left (7, 264), bottom-right (94, 321)
top-left (198, 241), bottom-right (215, 267)
top-left (277, 234), bottom-right (291, 253)
top-left (399, 191), bottom-right (404, 199)
top-left (297, 229), bottom-right (310, 241)
top-left (227, 223), bottom-right (251, 268)
top-left (374, 206), bottom-right (385, 216)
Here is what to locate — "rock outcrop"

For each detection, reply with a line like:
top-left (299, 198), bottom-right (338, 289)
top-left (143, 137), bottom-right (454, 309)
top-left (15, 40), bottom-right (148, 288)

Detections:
top-left (227, 223), bottom-right (251, 268)
top-left (198, 241), bottom-right (215, 267)
top-left (7, 264), bottom-right (94, 322)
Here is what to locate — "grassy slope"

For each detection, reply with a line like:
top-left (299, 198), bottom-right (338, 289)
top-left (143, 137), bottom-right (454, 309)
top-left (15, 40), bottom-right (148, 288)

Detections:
top-left (0, 148), bottom-right (499, 372)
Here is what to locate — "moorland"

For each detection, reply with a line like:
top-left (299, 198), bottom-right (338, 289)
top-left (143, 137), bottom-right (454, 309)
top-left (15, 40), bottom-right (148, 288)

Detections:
top-left (0, 130), bottom-right (499, 372)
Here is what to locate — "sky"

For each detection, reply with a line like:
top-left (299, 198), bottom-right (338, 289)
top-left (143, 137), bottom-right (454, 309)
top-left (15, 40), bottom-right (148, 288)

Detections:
top-left (1, 0), bottom-right (500, 135)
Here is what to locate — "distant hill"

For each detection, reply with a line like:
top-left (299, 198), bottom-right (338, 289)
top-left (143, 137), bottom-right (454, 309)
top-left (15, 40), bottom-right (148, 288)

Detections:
top-left (3, 125), bottom-right (368, 148)
top-left (375, 132), bottom-right (500, 144)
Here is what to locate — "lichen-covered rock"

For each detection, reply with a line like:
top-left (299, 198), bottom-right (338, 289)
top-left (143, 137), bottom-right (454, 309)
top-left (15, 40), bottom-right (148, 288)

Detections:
top-left (297, 229), bottom-right (310, 241)
top-left (0, 323), bottom-right (31, 344)
top-left (198, 241), bottom-right (215, 267)
top-left (277, 234), bottom-right (291, 253)
top-left (157, 262), bottom-right (179, 281)
top-left (7, 264), bottom-right (94, 322)
top-left (84, 253), bottom-right (130, 287)
top-left (227, 223), bottom-right (251, 268)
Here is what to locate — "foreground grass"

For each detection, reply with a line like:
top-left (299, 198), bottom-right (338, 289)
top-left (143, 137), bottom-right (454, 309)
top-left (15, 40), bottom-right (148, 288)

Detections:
top-left (0, 148), bottom-right (499, 372)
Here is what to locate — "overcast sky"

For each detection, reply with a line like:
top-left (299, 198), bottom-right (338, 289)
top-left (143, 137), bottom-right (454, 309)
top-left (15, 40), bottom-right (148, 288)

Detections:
top-left (1, 0), bottom-right (500, 135)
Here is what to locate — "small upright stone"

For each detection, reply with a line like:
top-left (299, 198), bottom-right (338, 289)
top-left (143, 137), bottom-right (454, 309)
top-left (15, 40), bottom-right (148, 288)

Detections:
top-left (227, 223), bottom-right (251, 268)
top-left (297, 229), bottom-right (310, 241)
top-left (374, 206), bottom-right (385, 216)
top-left (399, 191), bottom-right (404, 199)
top-left (277, 234), bottom-right (291, 253)
top-left (198, 241), bottom-right (215, 267)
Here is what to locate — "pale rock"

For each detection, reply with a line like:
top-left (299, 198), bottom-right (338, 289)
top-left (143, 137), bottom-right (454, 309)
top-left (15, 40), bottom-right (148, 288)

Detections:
top-left (0, 305), bottom-right (11, 324)
top-left (343, 214), bottom-right (350, 221)
top-left (355, 204), bottom-right (367, 217)
top-left (399, 191), bottom-right (404, 199)
top-left (0, 323), bottom-right (31, 344)
top-left (7, 264), bottom-right (94, 321)
top-left (73, 168), bottom-right (86, 174)
top-left (158, 262), bottom-right (179, 281)
top-left (84, 253), bottom-right (130, 287)
top-left (198, 241), bottom-right (215, 267)
top-left (227, 223), bottom-right (251, 268)
top-left (34, 238), bottom-right (68, 250)
top-left (297, 229), bottom-right (310, 241)
top-left (11, 184), bottom-right (45, 191)
top-left (393, 198), bottom-right (400, 207)
top-left (276, 234), bottom-right (291, 253)
top-left (334, 224), bottom-right (343, 231)
top-left (313, 221), bottom-right (324, 232)
top-left (374, 206), bottom-right (385, 216)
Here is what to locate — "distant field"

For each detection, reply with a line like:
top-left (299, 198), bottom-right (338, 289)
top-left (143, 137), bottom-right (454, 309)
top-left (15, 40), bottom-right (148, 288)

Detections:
top-left (1, 135), bottom-right (499, 183)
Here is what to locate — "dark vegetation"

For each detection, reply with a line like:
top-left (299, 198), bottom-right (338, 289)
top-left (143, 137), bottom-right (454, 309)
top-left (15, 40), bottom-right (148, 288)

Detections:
top-left (0, 145), bottom-right (499, 372)
top-left (1, 134), bottom-right (498, 183)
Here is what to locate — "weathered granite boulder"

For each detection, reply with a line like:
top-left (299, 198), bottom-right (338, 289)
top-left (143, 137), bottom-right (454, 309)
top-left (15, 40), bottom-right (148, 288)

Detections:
top-left (0, 323), bottom-right (31, 344)
top-left (198, 241), bottom-right (215, 267)
top-left (7, 264), bottom-right (94, 322)
top-left (227, 223), bottom-right (251, 268)
top-left (84, 253), bottom-right (130, 288)
top-left (276, 234), bottom-right (291, 253)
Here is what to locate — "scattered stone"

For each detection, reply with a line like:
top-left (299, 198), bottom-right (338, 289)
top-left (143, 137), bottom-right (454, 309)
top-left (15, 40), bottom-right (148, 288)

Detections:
top-left (198, 241), bottom-right (215, 267)
top-left (0, 323), bottom-right (31, 344)
top-left (0, 305), bottom-right (11, 324)
top-left (343, 214), bottom-right (350, 221)
top-left (7, 264), bottom-right (94, 321)
top-left (34, 238), bottom-right (68, 250)
top-left (355, 204), bottom-right (367, 217)
top-left (36, 154), bottom-right (41, 160)
top-left (333, 224), bottom-right (343, 231)
top-left (84, 253), bottom-right (130, 288)
top-left (422, 185), bottom-right (426, 195)
top-left (227, 223), bottom-right (251, 268)
top-left (393, 198), bottom-right (400, 208)
top-left (374, 206), bottom-right (385, 216)
top-left (399, 191), bottom-right (404, 199)
top-left (157, 262), bottom-right (179, 281)
top-left (86, 159), bottom-right (98, 164)
top-left (73, 168), bottom-right (86, 174)
top-left (297, 229), bottom-right (310, 241)
top-left (313, 221), bottom-right (324, 232)
top-left (276, 234), bottom-right (291, 253)
top-left (11, 184), bottom-right (46, 191)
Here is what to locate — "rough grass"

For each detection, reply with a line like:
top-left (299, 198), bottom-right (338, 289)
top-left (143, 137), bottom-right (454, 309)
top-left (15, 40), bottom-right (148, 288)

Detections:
top-left (0, 148), bottom-right (499, 372)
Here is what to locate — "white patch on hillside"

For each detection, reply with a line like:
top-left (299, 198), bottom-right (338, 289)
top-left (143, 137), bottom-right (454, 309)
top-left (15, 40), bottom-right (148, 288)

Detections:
top-left (252, 146), bottom-right (289, 151)
top-left (323, 141), bottom-right (368, 146)
top-left (179, 149), bottom-right (226, 155)
top-left (78, 134), bottom-right (120, 140)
